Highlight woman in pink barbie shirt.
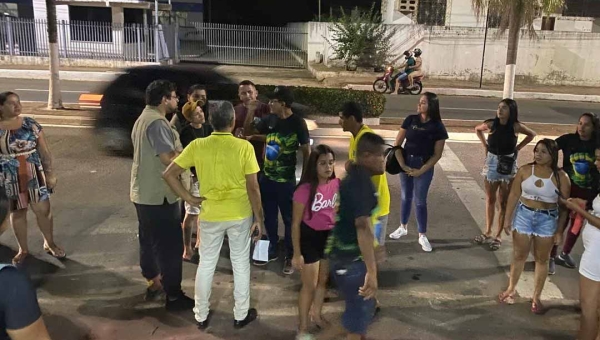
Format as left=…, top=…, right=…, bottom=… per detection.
left=292, top=144, right=340, bottom=339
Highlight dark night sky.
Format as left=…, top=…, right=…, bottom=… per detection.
left=205, top=0, right=382, bottom=25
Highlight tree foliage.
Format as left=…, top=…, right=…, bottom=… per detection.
left=327, top=4, right=396, bottom=69
left=471, top=0, right=565, bottom=37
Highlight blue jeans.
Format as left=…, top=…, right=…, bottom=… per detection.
left=260, top=176, right=294, bottom=258
left=513, top=202, right=559, bottom=238
left=400, top=155, right=434, bottom=234
left=331, top=259, right=375, bottom=335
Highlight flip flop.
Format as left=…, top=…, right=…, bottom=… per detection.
left=498, top=291, right=516, bottom=305
left=489, top=238, right=502, bottom=251
left=44, top=244, right=66, bottom=260
left=531, top=301, right=545, bottom=315
left=474, top=234, right=492, bottom=244
left=12, top=251, right=28, bottom=265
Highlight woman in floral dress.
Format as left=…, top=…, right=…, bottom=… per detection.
left=0, top=92, right=64, bottom=264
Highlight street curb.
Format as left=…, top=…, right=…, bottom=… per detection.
left=345, top=84, right=600, bottom=103
left=0, top=69, right=123, bottom=82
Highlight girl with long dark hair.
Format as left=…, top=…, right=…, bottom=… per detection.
left=474, top=99, right=536, bottom=251
left=291, top=144, right=340, bottom=338
left=499, top=139, right=570, bottom=314
left=550, top=112, right=599, bottom=274
left=389, top=92, right=448, bottom=252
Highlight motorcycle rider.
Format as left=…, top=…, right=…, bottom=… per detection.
left=390, top=50, right=415, bottom=94
left=407, top=48, right=424, bottom=90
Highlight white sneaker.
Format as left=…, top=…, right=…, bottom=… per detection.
left=389, top=225, right=408, bottom=239
left=296, top=333, right=316, bottom=340
left=419, top=235, right=432, bottom=252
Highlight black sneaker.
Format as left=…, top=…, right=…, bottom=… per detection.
left=233, top=308, right=258, bottom=329
left=558, top=253, right=577, bottom=269
left=549, top=257, right=556, bottom=275
left=197, top=310, right=212, bottom=330
left=283, top=258, right=294, bottom=275
left=144, top=286, right=164, bottom=301
left=165, top=292, right=195, bottom=311
left=253, top=254, right=278, bottom=266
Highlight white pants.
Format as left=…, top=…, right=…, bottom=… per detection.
left=193, top=216, right=252, bottom=322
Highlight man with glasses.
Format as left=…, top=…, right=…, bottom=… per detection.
left=130, top=80, right=195, bottom=311
left=252, top=86, right=311, bottom=275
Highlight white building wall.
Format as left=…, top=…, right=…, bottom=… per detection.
left=306, top=21, right=600, bottom=86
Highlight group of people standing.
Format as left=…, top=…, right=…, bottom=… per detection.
left=470, top=99, right=600, bottom=339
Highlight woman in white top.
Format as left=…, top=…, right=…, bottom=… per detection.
left=498, top=139, right=570, bottom=314
left=561, top=147, right=600, bottom=340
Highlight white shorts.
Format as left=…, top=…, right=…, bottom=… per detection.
left=185, top=179, right=200, bottom=215
left=580, top=224, right=600, bottom=282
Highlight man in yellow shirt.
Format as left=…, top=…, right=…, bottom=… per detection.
left=163, top=101, right=264, bottom=331
left=339, top=101, right=391, bottom=246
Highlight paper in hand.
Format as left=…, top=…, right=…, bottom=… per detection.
left=252, top=240, right=269, bottom=262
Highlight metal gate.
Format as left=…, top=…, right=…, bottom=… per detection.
left=178, top=22, right=308, bottom=68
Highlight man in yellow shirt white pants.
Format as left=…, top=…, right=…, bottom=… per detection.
left=163, top=101, right=264, bottom=331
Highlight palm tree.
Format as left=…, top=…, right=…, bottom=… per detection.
left=471, top=0, right=564, bottom=98
left=45, top=0, right=63, bottom=109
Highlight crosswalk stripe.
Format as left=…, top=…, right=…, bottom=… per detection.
left=439, top=144, right=564, bottom=300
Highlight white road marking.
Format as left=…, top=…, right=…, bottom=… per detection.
left=438, top=144, right=564, bottom=300
left=16, top=88, right=89, bottom=93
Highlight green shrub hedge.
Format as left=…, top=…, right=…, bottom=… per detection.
left=204, top=84, right=386, bottom=118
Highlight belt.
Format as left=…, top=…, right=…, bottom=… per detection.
left=519, top=202, right=558, bottom=216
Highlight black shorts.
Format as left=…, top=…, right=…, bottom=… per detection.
left=300, top=222, right=331, bottom=265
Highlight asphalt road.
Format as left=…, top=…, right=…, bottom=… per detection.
left=0, top=128, right=582, bottom=340
left=1, top=78, right=599, bottom=125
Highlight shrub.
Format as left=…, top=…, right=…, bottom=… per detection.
left=205, top=84, right=386, bottom=118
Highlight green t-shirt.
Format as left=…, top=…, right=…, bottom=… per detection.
left=256, top=113, right=310, bottom=183
left=326, top=164, right=378, bottom=259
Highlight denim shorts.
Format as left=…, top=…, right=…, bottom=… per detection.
left=513, top=202, right=559, bottom=237
left=481, top=152, right=517, bottom=183
left=331, top=259, right=376, bottom=335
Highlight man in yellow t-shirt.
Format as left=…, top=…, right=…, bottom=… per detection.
left=339, top=101, right=391, bottom=246
left=163, top=101, right=263, bottom=330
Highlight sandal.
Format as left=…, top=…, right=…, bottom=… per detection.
left=44, top=244, right=66, bottom=260
left=531, top=300, right=545, bottom=314
left=474, top=234, right=492, bottom=244
left=489, top=238, right=502, bottom=251
left=498, top=291, right=516, bottom=305
left=12, top=251, right=28, bottom=265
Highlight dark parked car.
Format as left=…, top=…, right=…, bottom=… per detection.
left=94, top=64, right=314, bottom=155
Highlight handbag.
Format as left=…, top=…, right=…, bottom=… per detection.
left=496, top=152, right=516, bottom=175
left=385, top=144, right=406, bottom=175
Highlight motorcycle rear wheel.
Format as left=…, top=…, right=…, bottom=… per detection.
left=410, top=82, right=423, bottom=95
left=373, top=79, right=388, bottom=94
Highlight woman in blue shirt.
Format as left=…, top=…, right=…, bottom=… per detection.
left=389, top=92, right=448, bottom=252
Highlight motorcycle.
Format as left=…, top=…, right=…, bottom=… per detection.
left=372, top=66, right=423, bottom=95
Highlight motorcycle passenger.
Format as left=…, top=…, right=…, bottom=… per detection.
left=391, top=51, right=415, bottom=94
left=408, top=48, right=424, bottom=90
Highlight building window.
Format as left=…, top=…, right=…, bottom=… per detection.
left=416, top=0, right=447, bottom=26
left=563, top=0, right=600, bottom=17
left=69, top=6, right=112, bottom=42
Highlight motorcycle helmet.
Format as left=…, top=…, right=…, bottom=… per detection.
left=413, top=48, right=422, bottom=57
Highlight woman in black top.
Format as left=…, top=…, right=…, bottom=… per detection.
left=180, top=100, right=211, bottom=262
left=474, top=99, right=536, bottom=250
left=550, top=112, right=599, bottom=273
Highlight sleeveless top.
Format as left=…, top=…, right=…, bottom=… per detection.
left=521, top=165, right=559, bottom=203
left=487, top=120, right=517, bottom=156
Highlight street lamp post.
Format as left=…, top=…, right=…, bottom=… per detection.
left=318, top=0, right=321, bottom=21
left=479, top=2, right=490, bottom=88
